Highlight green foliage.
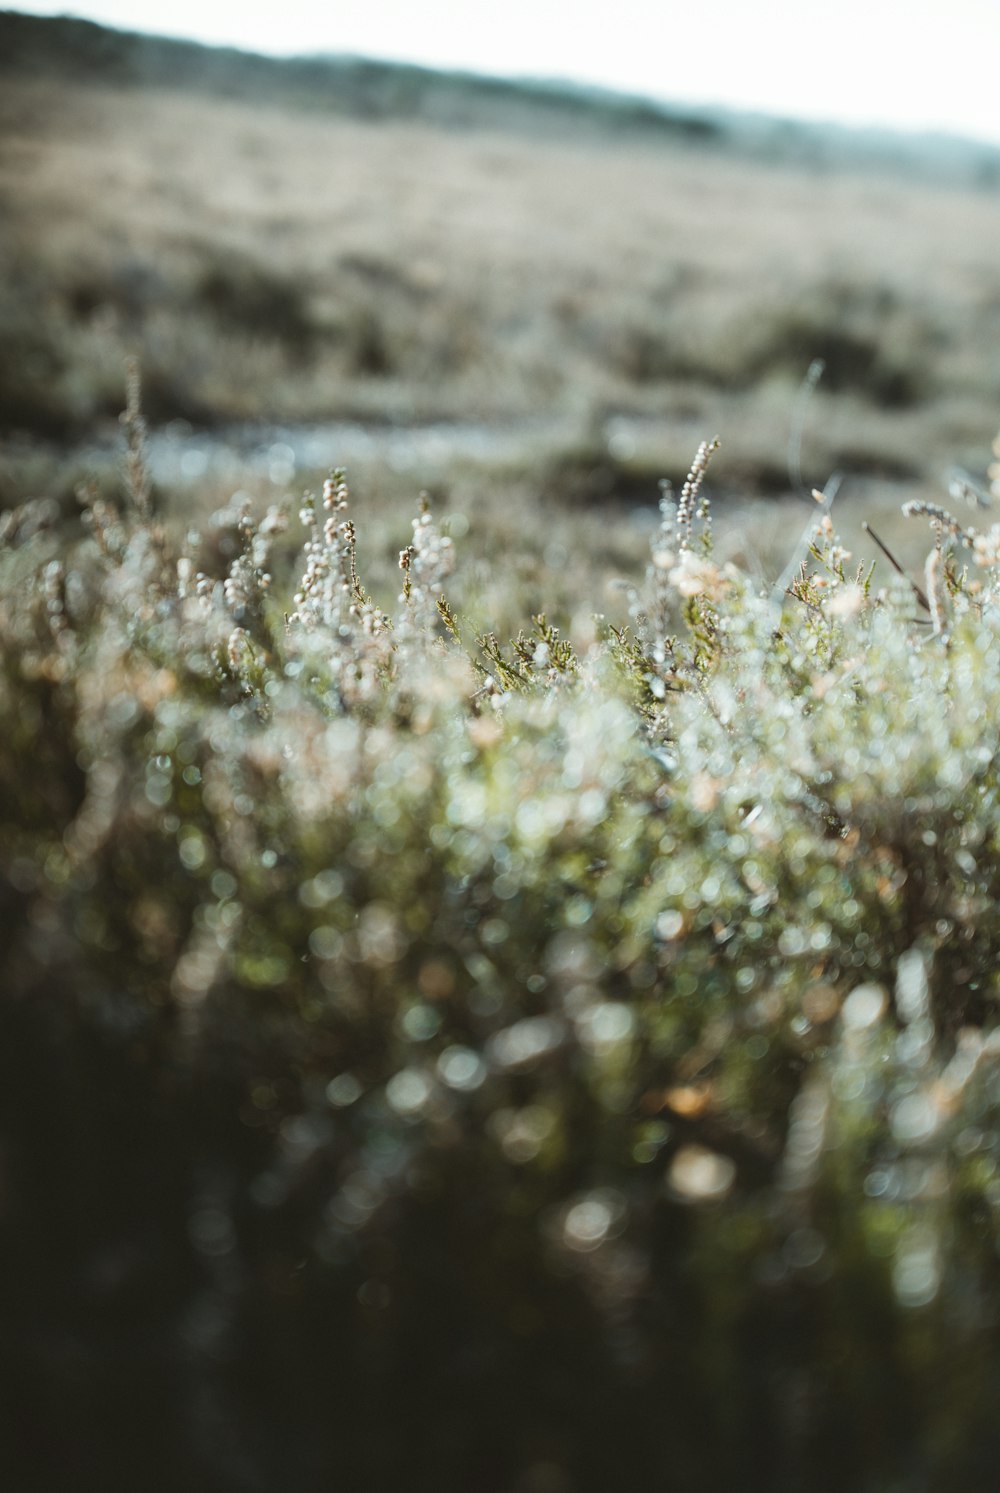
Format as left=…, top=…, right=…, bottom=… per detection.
left=7, top=425, right=1000, bottom=1491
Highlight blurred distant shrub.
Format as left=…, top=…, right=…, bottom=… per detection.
left=197, top=262, right=318, bottom=356
left=6, top=417, right=1000, bottom=1492
left=609, top=278, right=940, bottom=409
left=753, top=281, right=940, bottom=407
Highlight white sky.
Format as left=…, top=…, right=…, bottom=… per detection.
left=13, top=1, right=1000, bottom=148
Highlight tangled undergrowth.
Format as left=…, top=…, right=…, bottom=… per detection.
left=6, top=405, right=1000, bottom=1493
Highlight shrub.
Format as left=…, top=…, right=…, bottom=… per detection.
left=5, top=420, right=1000, bottom=1492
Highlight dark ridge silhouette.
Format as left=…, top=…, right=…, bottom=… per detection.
left=3, top=7, right=1000, bottom=183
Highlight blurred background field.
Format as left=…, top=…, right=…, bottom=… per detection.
left=4, top=10, right=1000, bottom=629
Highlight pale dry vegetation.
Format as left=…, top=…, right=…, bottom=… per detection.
left=3, top=64, right=1000, bottom=477
left=10, top=15, right=1000, bottom=1490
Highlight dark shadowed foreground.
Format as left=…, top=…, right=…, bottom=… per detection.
left=5, top=422, right=1000, bottom=1491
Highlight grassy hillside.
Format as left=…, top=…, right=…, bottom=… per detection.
left=2, top=12, right=1000, bottom=491
left=0, top=10, right=731, bottom=143
left=5, top=10, right=998, bottom=176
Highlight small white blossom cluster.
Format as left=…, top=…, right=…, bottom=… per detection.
left=666, top=550, right=732, bottom=601
left=973, top=527, right=1000, bottom=568
left=901, top=492, right=1000, bottom=595
left=287, top=472, right=394, bottom=708
left=633, top=441, right=725, bottom=706
left=675, top=438, right=719, bottom=547
left=223, top=502, right=287, bottom=625
left=901, top=500, right=975, bottom=547
left=396, top=496, right=455, bottom=643
left=646, top=438, right=722, bottom=617
left=289, top=472, right=357, bottom=633
left=404, top=498, right=455, bottom=600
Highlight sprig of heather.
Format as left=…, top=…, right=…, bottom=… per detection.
left=395, top=493, right=455, bottom=644
left=286, top=470, right=393, bottom=710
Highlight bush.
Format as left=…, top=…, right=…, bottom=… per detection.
left=5, top=418, right=1000, bottom=1492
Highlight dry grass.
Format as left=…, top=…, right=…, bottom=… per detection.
left=3, top=58, right=1000, bottom=622
left=4, top=74, right=1000, bottom=442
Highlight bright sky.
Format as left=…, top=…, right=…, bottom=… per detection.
left=14, top=1, right=1000, bottom=148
